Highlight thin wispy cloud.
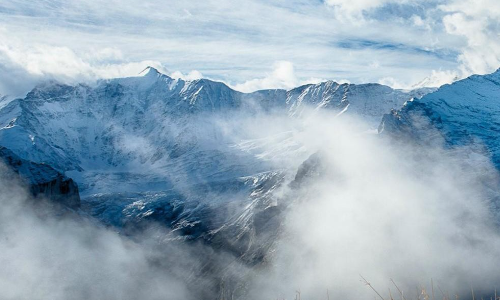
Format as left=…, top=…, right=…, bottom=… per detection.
left=0, top=0, right=498, bottom=97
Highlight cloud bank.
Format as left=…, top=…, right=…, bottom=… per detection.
left=241, top=111, right=500, bottom=299
left=0, top=0, right=498, bottom=96
left=2, top=106, right=500, bottom=299
left=0, top=163, right=222, bottom=300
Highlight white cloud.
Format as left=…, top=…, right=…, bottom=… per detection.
left=380, top=69, right=459, bottom=89
left=369, top=61, right=380, bottom=69
left=0, top=0, right=498, bottom=94
left=378, top=77, right=407, bottom=89
left=0, top=43, right=88, bottom=78
left=324, top=0, right=393, bottom=20
left=411, top=14, right=425, bottom=26
left=233, top=61, right=297, bottom=92
left=415, top=69, right=460, bottom=87
left=0, top=163, right=219, bottom=300
left=439, top=0, right=500, bottom=75
left=89, top=48, right=125, bottom=62
left=235, top=111, right=500, bottom=299
left=0, top=43, right=161, bottom=81
left=170, top=70, right=204, bottom=81
left=0, top=30, right=165, bottom=97
left=232, top=61, right=326, bottom=92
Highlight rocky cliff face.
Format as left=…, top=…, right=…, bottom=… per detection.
left=0, top=146, right=80, bottom=209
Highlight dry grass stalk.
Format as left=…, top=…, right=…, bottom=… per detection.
left=295, top=289, right=301, bottom=300
left=432, top=279, right=435, bottom=300
left=421, top=285, right=430, bottom=300
left=437, top=284, right=449, bottom=300
left=390, top=278, right=407, bottom=300
left=360, top=275, right=386, bottom=300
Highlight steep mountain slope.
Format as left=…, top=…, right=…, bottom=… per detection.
left=0, top=94, right=11, bottom=111
left=0, top=67, right=434, bottom=278
left=0, top=67, right=425, bottom=196
left=2, top=67, right=481, bottom=299
left=0, top=69, right=262, bottom=194
left=285, top=81, right=432, bottom=125
left=380, top=68, right=500, bottom=167
left=0, top=68, right=435, bottom=262
left=0, top=146, right=80, bottom=209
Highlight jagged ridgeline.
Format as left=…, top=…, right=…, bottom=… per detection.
left=1, top=66, right=500, bottom=299
left=380, top=68, right=500, bottom=167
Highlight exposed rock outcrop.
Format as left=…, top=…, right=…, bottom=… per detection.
left=0, top=146, right=80, bottom=209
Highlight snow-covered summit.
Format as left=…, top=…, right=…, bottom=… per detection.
left=0, top=69, right=432, bottom=196
left=380, top=68, right=500, bottom=166
left=284, top=80, right=432, bottom=124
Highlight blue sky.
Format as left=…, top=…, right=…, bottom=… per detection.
left=0, top=0, right=499, bottom=97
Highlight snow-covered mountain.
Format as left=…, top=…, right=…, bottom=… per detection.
left=0, top=94, right=9, bottom=110
left=284, top=81, right=432, bottom=124
left=4, top=66, right=500, bottom=299
left=0, top=67, right=425, bottom=195
left=380, top=68, right=500, bottom=167
left=0, top=67, right=437, bottom=276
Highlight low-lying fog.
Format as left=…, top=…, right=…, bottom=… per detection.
left=2, top=110, right=500, bottom=300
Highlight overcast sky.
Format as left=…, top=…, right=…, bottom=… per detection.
left=0, top=0, right=499, bottom=97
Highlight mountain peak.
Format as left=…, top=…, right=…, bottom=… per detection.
left=140, top=66, right=162, bottom=77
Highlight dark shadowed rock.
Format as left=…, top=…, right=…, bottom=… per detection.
left=0, top=146, right=80, bottom=209
left=290, top=151, right=328, bottom=188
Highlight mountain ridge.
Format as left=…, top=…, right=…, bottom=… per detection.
left=380, top=68, right=500, bottom=166
left=0, top=68, right=431, bottom=195
left=2, top=67, right=500, bottom=300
